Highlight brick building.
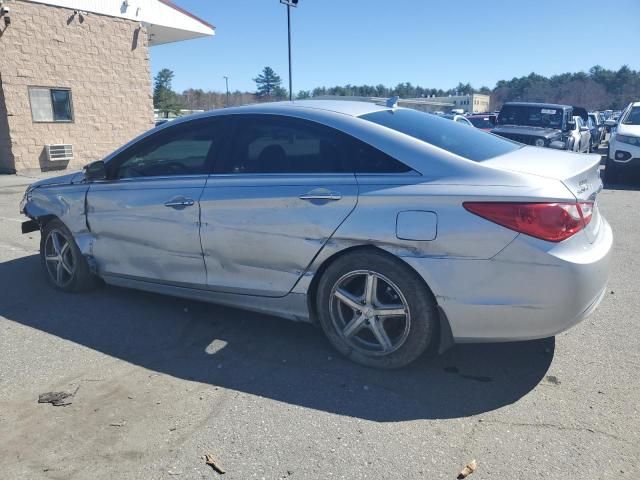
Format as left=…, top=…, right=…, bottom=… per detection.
left=0, top=0, right=213, bottom=174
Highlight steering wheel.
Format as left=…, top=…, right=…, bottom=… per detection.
left=161, top=161, right=190, bottom=175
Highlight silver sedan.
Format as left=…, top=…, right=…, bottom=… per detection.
left=20, top=100, right=612, bottom=368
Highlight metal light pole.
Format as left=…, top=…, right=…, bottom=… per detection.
left=223, top=76, right=230, bottom=107
left=280, top=0, right=298, bottom=101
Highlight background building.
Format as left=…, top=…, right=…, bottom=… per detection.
left=0, top=0, right=213, bottom=174
left=305, top=94, right=491, bottom=114
left=430, top=93, right=491, bottom=113
left=407, top=93, right=491, bottom=114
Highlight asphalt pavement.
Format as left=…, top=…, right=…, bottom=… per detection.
left=0, top=166, right=638, bottom=479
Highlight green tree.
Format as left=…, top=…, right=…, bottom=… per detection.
left=297, top=90, right=311, bottom=99
left=153, top=68, right=182, bottom=117
left=254, top=66, right=283, bottom=98
left=273, top=85, right=289, bottom=100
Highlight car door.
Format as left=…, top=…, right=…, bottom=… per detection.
left=87, top=117, right=227, bottom=286
left=199, top=114, right=358, bottom=297
left=578, top=117, right=590, bottom=151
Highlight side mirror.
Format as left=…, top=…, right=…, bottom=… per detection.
left=83, top=160, right=106, bottom=181
left=604, top=119, right=617, bottom=127
left=580, top=126, right=589, bottom=132
left=566, top=121, right=576, bottom=131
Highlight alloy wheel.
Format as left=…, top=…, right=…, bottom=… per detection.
left=44, top=229, right=75, bottom=287
left=329, top=270, right=411, bottom=356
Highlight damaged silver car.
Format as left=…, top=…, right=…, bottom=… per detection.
left=20, top=100, right=612, bottom=368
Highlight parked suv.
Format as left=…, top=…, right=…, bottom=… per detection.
left=467, top=114, right=497, bottom=131
left=492, top=102, right=590, bottom=151
left=605, top=102, right=640, bottom=184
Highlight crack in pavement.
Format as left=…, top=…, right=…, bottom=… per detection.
left=479, top=419, right=632, bottom=445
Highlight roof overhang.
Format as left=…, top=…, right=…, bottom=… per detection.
left=23, top=0, right=214, bottom=45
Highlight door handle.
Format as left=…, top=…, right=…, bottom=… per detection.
left=299, top=192, right=342, bottom=201
left=164, top=197, right=195, bottom=208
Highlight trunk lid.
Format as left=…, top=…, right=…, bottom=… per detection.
left=483, top=146, right=603, bottom=242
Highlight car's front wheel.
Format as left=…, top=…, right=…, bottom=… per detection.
left=316, top=250, right=437, bottom=369
left=40, top=219, right=99, bottom=292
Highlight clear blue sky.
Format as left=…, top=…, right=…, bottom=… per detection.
left=151, top=0, right=640, bottom=94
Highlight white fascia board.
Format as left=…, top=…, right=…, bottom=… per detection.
left=22, top=0, right=214, bottom=44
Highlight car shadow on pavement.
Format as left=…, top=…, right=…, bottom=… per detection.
left=603, top=182, right=640, bottom=191
left=0, top=255, right=554, bottom=422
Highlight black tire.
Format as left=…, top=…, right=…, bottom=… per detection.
left=316, top=249, right=437, bottom=369
left=40, top=219, right=99, bottom=292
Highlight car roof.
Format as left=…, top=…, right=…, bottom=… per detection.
left=502, top=102, right=571, bottom=109
left=218, top=100, right=391, bottom=118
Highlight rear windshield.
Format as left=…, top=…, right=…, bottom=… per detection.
left=498, top=105, right=565, bottom=129
left=360, top=109, right=520, bottom=161
left=468, top=116, right=496, bottom=129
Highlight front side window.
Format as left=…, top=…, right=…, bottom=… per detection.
left=29, top=87, right=73, bottom=122
left=110, top=119, right=222, bottom=179
left=361, top=109, right=520, bottom=162
left=622, top=106, right=640, bottom=125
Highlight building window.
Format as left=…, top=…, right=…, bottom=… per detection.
left=28, top=87, right=73, bottom=123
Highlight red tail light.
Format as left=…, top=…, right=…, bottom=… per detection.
left=463, top=202, right=594, bottom=242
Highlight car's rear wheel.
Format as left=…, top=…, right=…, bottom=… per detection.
left=40, top=219, right=99, bottom=292
left=316, top=250, right=437, bottom=369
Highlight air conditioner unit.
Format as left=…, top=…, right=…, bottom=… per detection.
left=45, top=144, right=73, bottom=162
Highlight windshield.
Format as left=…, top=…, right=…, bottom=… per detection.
left=498, top=105, right=565, bottom=129
left=360, top=109, right=520, bottom=162
left=468, top=116, right=496, bottom=129
left=622, top=107, right=640, bottom=125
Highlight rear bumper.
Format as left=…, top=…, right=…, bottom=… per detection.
left=403, top=217, right=613, bottom=343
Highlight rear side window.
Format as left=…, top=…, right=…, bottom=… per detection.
left=220, top=115, right=410, bottom=174
left=351, top=139, right=410, bottom=173
left=222, top=115, right=348, bottom=174
left=361, top=109, right=520, bottom=161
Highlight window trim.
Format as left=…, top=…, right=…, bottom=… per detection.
left=28, top=86, right=74, bottom=124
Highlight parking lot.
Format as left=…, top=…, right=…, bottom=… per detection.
left=0, top=167, right=638, bottom=479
